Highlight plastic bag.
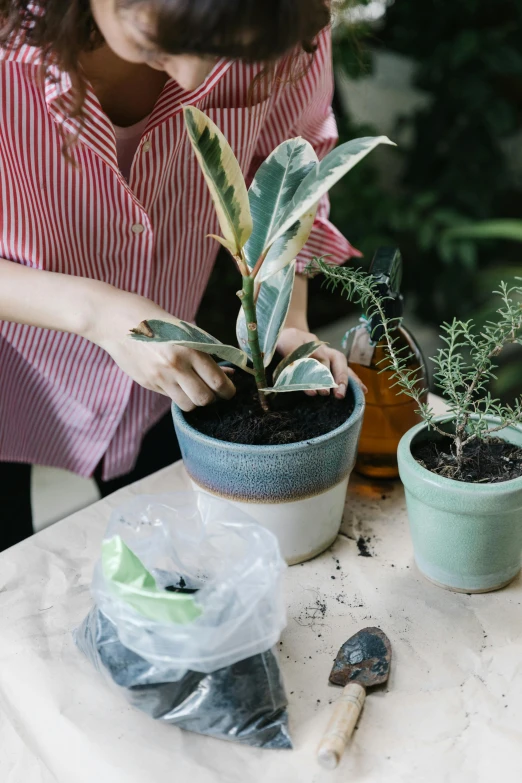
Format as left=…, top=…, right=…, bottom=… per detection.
left=75, top=492, right=291, bottom=749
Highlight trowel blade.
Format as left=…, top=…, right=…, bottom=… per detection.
left=329, top=626, right=392, bottom=688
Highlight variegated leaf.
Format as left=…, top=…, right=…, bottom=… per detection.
left=257, top=204, right=318, bottom=282
left=261, top=357, right=336, bottom=393
left=245, top=138, right=318, bottom=272
left=236, top=262, right=296, bottom=367
left=183, top=106, right=253, bottom=256
left=272, top=340, right=326, bottom=383
left=268, top=136, right=395, bottom=249
left=131, top=318, right=253, bottom=372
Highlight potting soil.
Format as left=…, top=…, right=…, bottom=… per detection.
left=413, top=436, right=522, bottom=483
left=75, top=607, right=292, bottom=750
left=186, top=371, right=354, bottom=446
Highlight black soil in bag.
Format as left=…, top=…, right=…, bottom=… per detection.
left=76, top=607, right=292, bottom=749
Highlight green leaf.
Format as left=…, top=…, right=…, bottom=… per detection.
left=236, top=262, right=296, bottom=367
left=272, top=340, right=326, bottom=383
left=258, top=206, right=318, bottom=282
left=102, top=536, right=201, bottom=624
left=443, top=220, right=522, bottom=243
left=268, top=136, right=395, bottom=249
left=245, top=138, right=318, bottom=272
left=184, top=106, right=252, bottom=257
left=261, top=357, right=337, bottom=393
left=131, top=318, right=253, bottom=373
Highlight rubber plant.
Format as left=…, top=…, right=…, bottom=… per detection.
left=131, top=106, right=393, bottom=410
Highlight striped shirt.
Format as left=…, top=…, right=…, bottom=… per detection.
left=0, top=29, right=358, bottom=479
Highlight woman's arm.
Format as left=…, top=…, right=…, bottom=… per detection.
left=0, top=257, right=99, bottom=335
left=0, top=259, right=235, bottom=410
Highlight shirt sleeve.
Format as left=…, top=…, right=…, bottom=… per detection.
left=246, top=28, right=362, bottom=274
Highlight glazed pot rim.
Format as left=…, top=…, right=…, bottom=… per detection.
left=172, top=376, right=365, bottom=453
left=398, top=415, right=522, bottom=491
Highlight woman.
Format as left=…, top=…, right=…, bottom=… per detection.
left=0, top=0, right=361, bottom=550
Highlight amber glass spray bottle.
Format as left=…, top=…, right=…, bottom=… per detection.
left=344, top=247, right=429, bottom=479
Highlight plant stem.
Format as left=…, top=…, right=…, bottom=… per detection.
left=239, top=275, right=269, bottom=411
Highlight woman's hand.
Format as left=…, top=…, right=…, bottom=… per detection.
left=276, top=327, right=367, bottom=398
left=84, top=285, right=235, bottom=411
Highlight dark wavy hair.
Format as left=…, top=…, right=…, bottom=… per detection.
left=0, top=0, right=331, bottom=82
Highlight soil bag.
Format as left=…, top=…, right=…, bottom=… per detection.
left=75, top=492, right=291, bottom=749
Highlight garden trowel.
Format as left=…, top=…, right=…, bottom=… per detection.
left=317, top=627, right=392, bottom=770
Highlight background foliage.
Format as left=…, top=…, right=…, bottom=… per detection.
left=330, top=0, right=522, bottom=399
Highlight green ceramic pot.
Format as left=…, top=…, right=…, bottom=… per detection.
left=397, top=417, right=522, bottom=593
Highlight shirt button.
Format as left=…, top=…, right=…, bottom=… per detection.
left=131, top=223, right=145, bottom=234
left=142, top=140, right=152, bottom=152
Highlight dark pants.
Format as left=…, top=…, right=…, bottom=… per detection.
left=0, top=412, right=181, bottom=552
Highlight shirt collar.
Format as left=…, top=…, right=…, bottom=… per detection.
left=2, top=42, right=233, bottom=115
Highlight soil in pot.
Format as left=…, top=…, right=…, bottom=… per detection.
left=185, top=371, right=355, bottom=446
left=412, top=436, right=522, bottom=484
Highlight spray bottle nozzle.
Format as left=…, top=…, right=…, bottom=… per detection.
left=368, top=247, right=404, bottom=342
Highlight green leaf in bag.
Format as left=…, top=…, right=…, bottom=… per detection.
left=102, top=536, right=202, bottom=624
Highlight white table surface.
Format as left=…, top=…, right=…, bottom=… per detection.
left=1, top=404, right=522, bottom=783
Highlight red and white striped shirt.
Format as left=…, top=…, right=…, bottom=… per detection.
left=0, top=30, right=358, bottom=479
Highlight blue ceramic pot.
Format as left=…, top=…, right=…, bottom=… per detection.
left=398, top=417, right=522, bottom=592
left=172, top=378, right=365, bottom=564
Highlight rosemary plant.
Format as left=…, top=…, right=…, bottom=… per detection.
left=313, top=258, right=522, bottom=474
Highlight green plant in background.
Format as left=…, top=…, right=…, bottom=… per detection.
left=331, top=0, right=522, bottom=400
left=314, top=258, right=522, bottom=477
left=131, top=106, right=392, bottom=410
left=382, top=0, right=522, bottom=218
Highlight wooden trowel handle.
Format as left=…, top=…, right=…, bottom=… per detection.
left=317, top=682, right=366, bottom=770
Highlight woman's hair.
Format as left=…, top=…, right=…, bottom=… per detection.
left=0, top=0, right=330, bottom=156
left=0, top=0, right=331, bottom=79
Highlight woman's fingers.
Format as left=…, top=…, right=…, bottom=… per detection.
left=329, top=350, right=349, bottom=399
left=329, top=350, right=368, bottom=396
left=157, top=379, right=197, bottom=412
left=148, top=348, right=236, bottom=409
left=305, top=348, right=368, bottom=399
left=192, top=353, right=236, bottom=400
left=175, top=367, right=220, bottom=408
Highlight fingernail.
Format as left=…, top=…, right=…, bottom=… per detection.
left=363, top=385, right=368, bottom=394
left=336, top=383, right=346, bottom=399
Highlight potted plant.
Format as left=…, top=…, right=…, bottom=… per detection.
left=315, top=258, right=522, bottom=593
left=131, top=106, right=393, bottom=564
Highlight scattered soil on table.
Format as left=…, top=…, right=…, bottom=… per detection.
left=357, top=536, right=373, bottom=557
left=412, top=436, right=522, bottom=484
left=185, top=371, right=354, bottom=446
